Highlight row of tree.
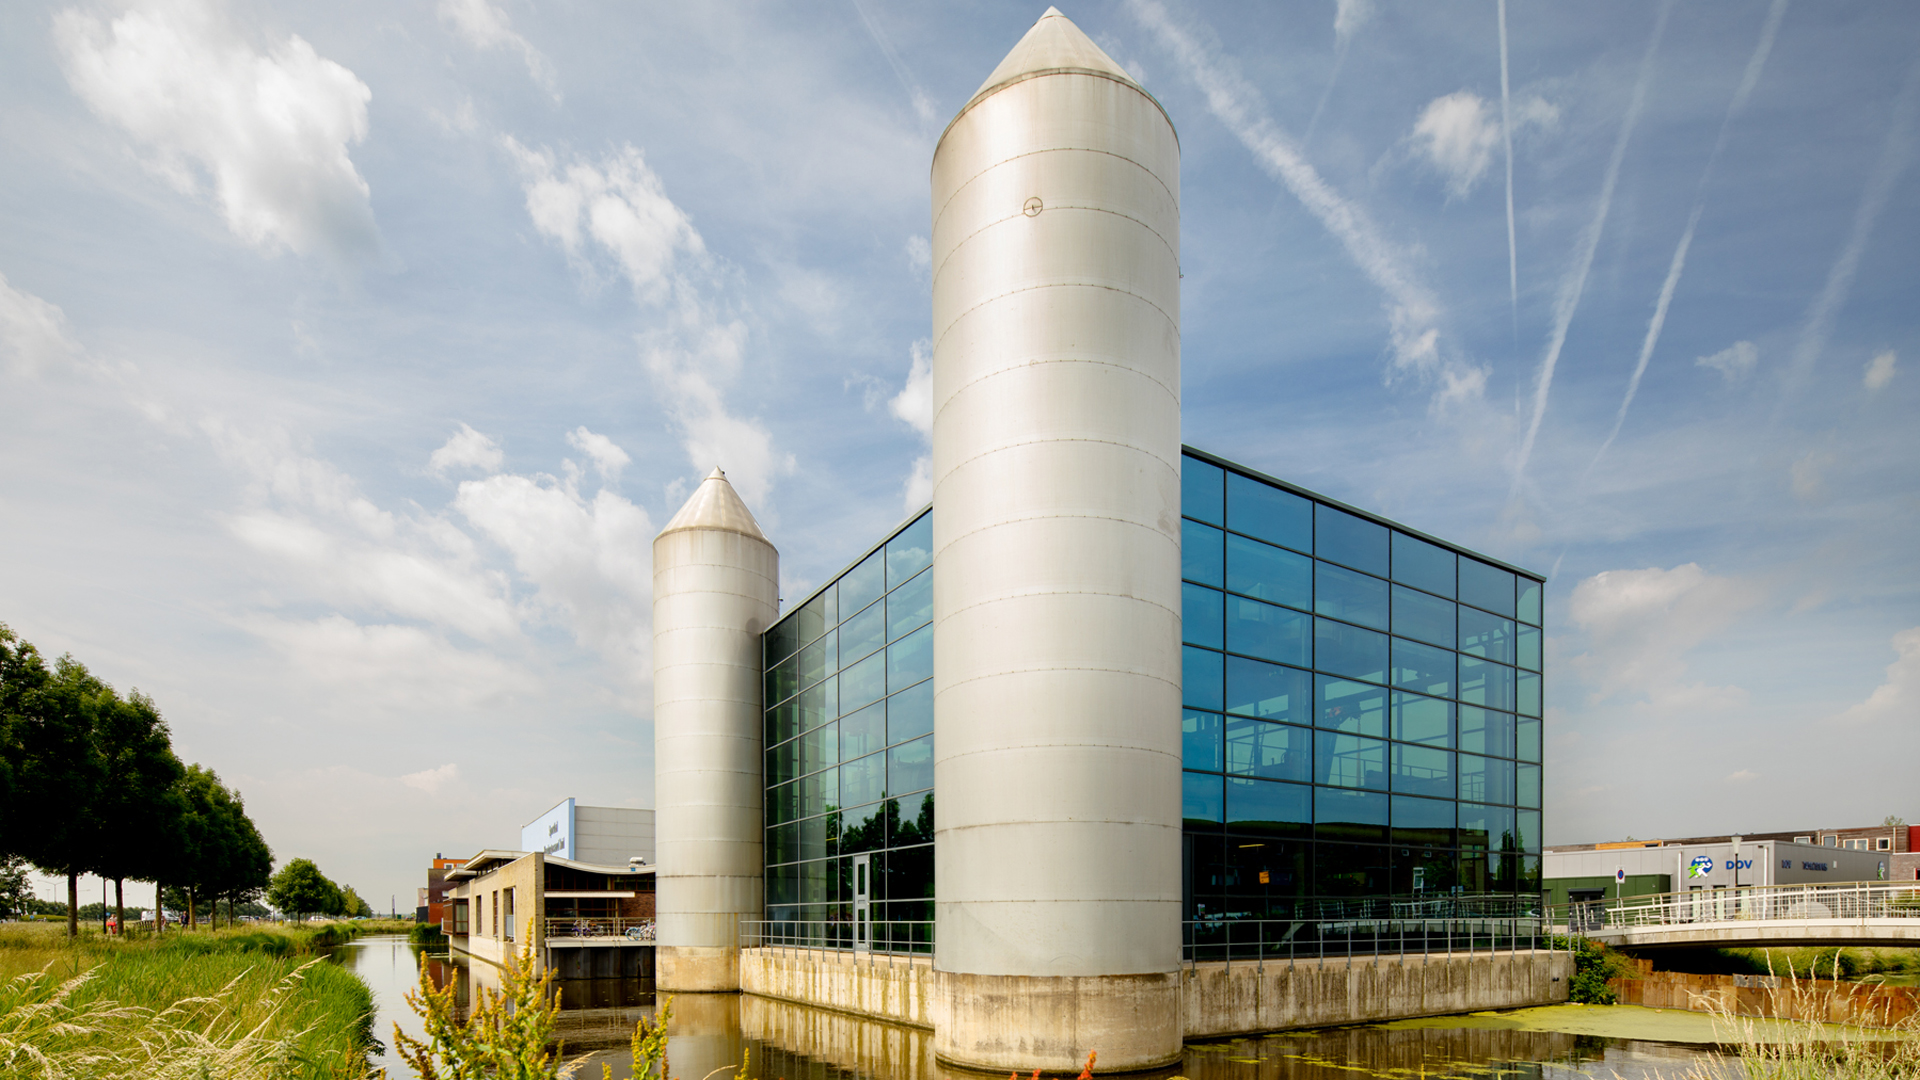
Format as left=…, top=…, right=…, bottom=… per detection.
left=0, top=623, right=273, bottom=935
left=265, top=858, right=375, bottom=918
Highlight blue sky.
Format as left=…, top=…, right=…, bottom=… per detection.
left=2, top=0, right=1915, bottom=909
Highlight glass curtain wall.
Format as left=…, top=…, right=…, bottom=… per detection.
left=762, top=510, right=934, bottom=950
left=1179, top=450, right=1545, bottom=930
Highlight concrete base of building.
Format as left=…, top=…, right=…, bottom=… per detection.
left=1182, top=949, right=1574, bottom=1038
left=738, top=945, right=1575, bottom=1070
left=931, top=969, right=1184, bottom=1074
left=658, top=945, right=739, bottom=992
left=740, top=947, right=934, bottom=1029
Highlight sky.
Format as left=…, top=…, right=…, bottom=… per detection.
left=2, top=0, right=1916, bottom=912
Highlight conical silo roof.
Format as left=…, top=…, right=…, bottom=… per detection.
left=967, top=7, right=1140, bottom=106
left=657, top=468, right=769, bottom=542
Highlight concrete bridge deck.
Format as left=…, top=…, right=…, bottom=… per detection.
left=1557, top=881, right=1920, bottom=950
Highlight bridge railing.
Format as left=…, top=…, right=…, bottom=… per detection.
left=1550, top=881, right=1920, bottom=932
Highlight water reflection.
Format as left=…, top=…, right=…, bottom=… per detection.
left=333, top=938, right=1729, bottom=1080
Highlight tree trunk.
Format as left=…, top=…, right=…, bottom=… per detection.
left=114, top=877, right=124, bottom=936
left=187, top=888, right=197, bottom=929
left=154, top=880, right=164, bottom=934
left=65, top=873, right=77, bottom=939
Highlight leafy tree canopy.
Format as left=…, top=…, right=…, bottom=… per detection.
left=267, top=858, right=346, bottom=917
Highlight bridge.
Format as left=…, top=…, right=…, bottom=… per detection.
left=1555, top=881, right=1920, bottom=949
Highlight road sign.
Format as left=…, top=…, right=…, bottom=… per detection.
left=1616, top=867, right=1626, bottom=884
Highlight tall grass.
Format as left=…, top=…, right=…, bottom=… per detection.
left=0, top=921, right=376, bottom=1079
left=1661, top=962, right=1920, bottom=1080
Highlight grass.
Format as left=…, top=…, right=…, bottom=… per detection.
left=1665, top=978, right=1920, bottom=1080
left=0, top=921, right=376, bottom=1079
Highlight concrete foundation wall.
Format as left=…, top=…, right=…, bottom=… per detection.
left=740, top=946, right=1573, bottom=1048
left=739, top=947, right=934, bottom=1030
left=1182, top=950, right=1572, bottom=1038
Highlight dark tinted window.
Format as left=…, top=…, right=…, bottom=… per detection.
left=1183, top=583, right=1224, bottom=649
left=1518, top=578, right=1542, bottom=625
left=1314, top=618, right=1387, bottom=683
left=1182, top=710, right=1224, bottom=772
left=1390, top=744, right=1453, bottom=799
left=888, top=736, right=933, bottom=794
left=1227, top=596, right=1310, bottom=667
left=1183, top=457, right=1224, bottom=525
left=1315, top=732, right=1387, bottom=790
left=1183, top=646, right=1222, bottom=710
left=887, top=680, right=933, bottom=744
left=1225, top=717, right=1311, bottom=782
left=1314, top=792, right=1388, bottom=843
left=1227, top=472, right=1311, bottom=552
left=1391, top=585, right=1454, bottom=648
left=1183, top=771, right=1224, bottom=825
left=1224, top=656, right=1310, bottom=722
left=1226, top=534, right=1310, bottom=608
left=1391, top=637, right=1454, bottom=698
left=1182, top=520, right=1223, bottom=586
left=1226, top=777, right=1311, bottom=836
left=1315, top=562, right=1389, bottom=630
left=887, top=569, right=931, bottom=640
left=1392, top=532, right=1455, bottom=597
left=1315, top=676, right=1387, bottom=737
left=1315, top=506, right=1388, bottom=576
left=885, top=513, right=932, bottom=587
left=1391, top=692, right=1453, bottom=747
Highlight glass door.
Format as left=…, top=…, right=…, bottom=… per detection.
left=853, top=853, right=871, bottom=952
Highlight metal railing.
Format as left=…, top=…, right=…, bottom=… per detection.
left=1548, top=881, right=1920, bottom=933
left=740, top=918, right=933, bottom=962
left=543, top=917, right=656, bottom=941
left=1184, top=912, right=1552, bottom=966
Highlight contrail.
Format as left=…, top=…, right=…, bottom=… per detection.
left=1776, top=53, right=1920, bottom=418
left=850, top=0, right=935, bottom=125
left=1509, top=0, right=1673, bottom=498
left=1498, top=0, right=1517, bottom=337
left=1589, top=0, right=1789, bottom=472
left=1130, top=0, right=1487, bottom=408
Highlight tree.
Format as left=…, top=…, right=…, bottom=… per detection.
left=0, top=856, right=31, bottom=919
left=87, top=690, right=185, bottom=934
left=267, top=858, right=345, bottom=918
left=340, top=886, right=374, bottom=918
left=176, top=766, right=273, bottom=927
left=8, top=651, right=111, bottom=937
left=1886, top=815, right=1908, bottom=829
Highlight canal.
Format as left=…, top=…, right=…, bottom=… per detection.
left=333, top=937, right=1737, bottom=1078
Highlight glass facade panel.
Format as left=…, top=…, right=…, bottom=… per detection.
left=762, top=510, right=939, bottom=937
left=1459, top=559, right=1516, bottom=617
left=1315, top=505, right=1389, bottom=576
left=1315, top=676, right=1387, bottom=737
left=1183, top=645, right=1223, bottom=711
left=1314, top=562, right=1389, bottom=629
left=1183, top=583, right=1223, bottom=649
left=1224, top=657, right=1310, bottom=722
left=1225, top=717, right=1311, bottom=782
left=1391, top=532, right=1456, bottom=598
left=1227, top=596, right=1310, bottom=666
left=1314, top=618, right=1388, bottom=683
left=1226, top=777, right=1311, bottom=836
left=1183, top=520, right=1224, bottom=586
left=1183, top=710, right=1224, bottom=772
left=1181, top=453, right=1545, bottom=931
left=1391, top=637, right=1454, bottom=697
left=1227, top=471, right=1311, bottom=552
left=1226, top=534, right=1310, bottom=608
left=1183, top=457, right=1224, bottom=524
left=1392, top=585, right=1455, bottom=648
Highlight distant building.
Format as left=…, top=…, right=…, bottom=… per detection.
left=520, top=798, right=655, bottom=866
left=441, top=850, right=656, bottom=979
left=418, top=853, right=466, bottom=925
left=1544, top=829, right=1903, bottom=906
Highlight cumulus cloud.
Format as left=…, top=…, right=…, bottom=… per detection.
left=1410, top=91, right=1555, bottom=198
left=566, top=425, right=630, bottom=481
left=0, top=273, right=84, bottom=376
left=1831, top=627, right=1920, bottom=726
left=429, top=423, right=505, bottom=477
left=502, top=137, right=704, bottom=306
left=54, top=0, right=379, bottom=259
left=1864, top=349, right=1897, bottom=391
left=1696, top=341, right=1758, bottom=383
left=248, top=615, right=531, bottom=708
left=905, top=234, right=931, bottom=274
left=889, top=339, right=934, bottom=510
left=505, top=138, right=789, bottom=505
left=437, top=0, right=559, bottom=99
left=1565, top=564, right=1759, bottom=712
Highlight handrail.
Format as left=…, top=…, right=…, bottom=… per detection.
left=542, top=916, right=656, bottom=940
left=1547, top=881, right=1920, bottom=933
left=1183, top=913, right=1550, bottom=965
left=739, top=918, right=933, bottom=959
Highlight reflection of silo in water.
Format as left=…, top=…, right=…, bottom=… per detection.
left=739, top=995, right=939, bottom=1080
left=665, top=993, right=746, bottom=1080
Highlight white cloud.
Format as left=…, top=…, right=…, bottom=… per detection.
left=248, top=615, right=531, bottom=708
left=55, top=0, right=379, bottom=258
left=505, top=138, right=789, bottom=505
left=889, top=339, right=934, bottom=511
left=1565, top=563, right=1759, bottom=711
left=565, top=426, right=631, bottom=481
left=455, top=466, right=655, bottom=668
left=1129, top=0, right=1485, bottom=411
left=1334, top=0, right=1375, bottom=42
left=1831, top=627, right=1920, bottom=726
left=429, top=422, right=505, bottom=477
left=400, top=762, right=459, bottom=794
left=1696, top=340, right=1759, bottom=383
left=437, top=0, right=559, bottom=99
left=1789, top=448, right=1833, bottom=502
left=1411, top=92, right=1499, bottom=198
left=503, top=137, right=705, bottom=306
left=0, top=273, right=83, bottom=376
left=905, top=234, right=931, bottom=273
left=1864, top=349, right=1897, bottom=391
